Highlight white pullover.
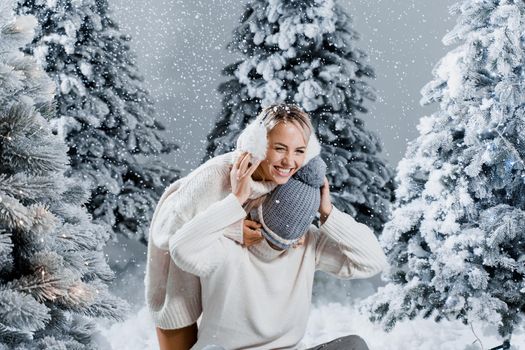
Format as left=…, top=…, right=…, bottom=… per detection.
left=169, top=193, right=389, bottom=350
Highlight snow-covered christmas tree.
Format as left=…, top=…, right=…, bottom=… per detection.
left=366, top=0, right=525, bottom=341
left=17, top=0, right=179, bottom=243
left=0, top=2, right=126, bottom=348
left=205, top=0, right=393, bottom=233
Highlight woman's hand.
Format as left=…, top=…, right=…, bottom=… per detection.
left=242, top=219, right=263, bottom=246
left=231, top=152, right=261, bottom=205
left=319, top=177, right=333, bottom=225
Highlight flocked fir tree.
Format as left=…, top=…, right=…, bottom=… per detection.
left=205, top=0, right=394, bottom=234
left=365, top=0, right=525, bottom=342
left=0, top=2, right=125, bottom=348
left=17, top=0, right=179, bottom=243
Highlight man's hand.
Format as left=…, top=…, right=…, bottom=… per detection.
left=231, top=152, right=261, bottom=205
left=242, top=219, right=263, bottom=247
left=319, top=177, right=333, bottom=225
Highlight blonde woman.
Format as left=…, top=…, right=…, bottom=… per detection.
left=145, top=104, right=320, bottom=349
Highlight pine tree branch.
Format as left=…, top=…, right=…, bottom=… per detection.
left=494, top=120, right=525, bottom=167
left=11, top=271, right=69, bottom=302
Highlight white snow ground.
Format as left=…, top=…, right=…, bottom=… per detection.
left=100, top=302, right=525, bottom=350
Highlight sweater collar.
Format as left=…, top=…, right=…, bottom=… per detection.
left=249, top=238, right=287, bottom=261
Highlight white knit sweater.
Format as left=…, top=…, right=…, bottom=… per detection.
left=145, top=152, right=276, bottom=328
left=169, top=194, right=389, bottom=350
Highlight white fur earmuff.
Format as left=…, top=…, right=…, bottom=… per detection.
left=235, top=118, right=268, bottom=162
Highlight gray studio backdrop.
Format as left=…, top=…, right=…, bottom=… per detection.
left=110, top=0, right=457, bottom=175
left=106, top=0, right=458, bottom=306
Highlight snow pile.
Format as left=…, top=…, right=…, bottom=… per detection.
left=101, top=302, right=525, bottom=349
left=99, top=307, right=158, bottom=350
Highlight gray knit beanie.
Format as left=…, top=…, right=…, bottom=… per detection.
left=251, top=156, right=327, bottom=250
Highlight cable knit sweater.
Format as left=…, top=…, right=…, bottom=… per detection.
left=169, top=194, right=389, bottom=350
left=145, top=152, right=276, bottom=328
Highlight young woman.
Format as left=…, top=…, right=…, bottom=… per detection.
left=145, top=104, right=320, bottom=349
left=168, top=154, right=388, bottom=349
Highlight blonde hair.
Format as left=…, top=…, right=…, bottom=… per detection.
left=257, top=103, right=313, bottom=144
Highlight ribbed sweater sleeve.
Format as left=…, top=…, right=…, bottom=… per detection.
left=223, top=219, right=244, bottom=243
left=169, top=194, right=246, bottom=277
left=315, top=206, right=389, bottom=279
left=150, top=163, right=235, bottom=250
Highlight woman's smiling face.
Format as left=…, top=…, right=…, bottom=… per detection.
left=254, top=121, right=308, bottom=185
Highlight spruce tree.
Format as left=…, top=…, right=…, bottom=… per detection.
left=366, top=0, right=525, bottom=340
left=205, top=0, right=394, bottom=234
left=17, top=0, right=179, bottom=243
left=0, top=2, right=125, bottom=348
